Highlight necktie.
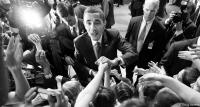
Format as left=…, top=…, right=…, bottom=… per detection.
left=137, top=22, right=147, bottom=52
left=94, top=42, right=101, bottom=59
left=71, top=27, right=78, bottom=37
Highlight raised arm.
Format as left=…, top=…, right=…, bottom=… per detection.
left=5, top=36, right=30, bottom=103
left=75, top=63, right=109, bottom=107
left=140, top=73, right=200, bottom=104
left=0, top=30, right=8, bottom=106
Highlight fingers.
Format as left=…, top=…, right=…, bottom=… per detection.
left=24, top=87, right=38, bottom=104
left=95, top=56, right=110, bottom=65
left=6, top=36, right=14, bottom=52
left=55, top=75, right=63, bottom=90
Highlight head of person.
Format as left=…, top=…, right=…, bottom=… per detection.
left=143, top=0, right=160, bottom=21
left=92, top=87, right=116, bottom=107
left=191, top=76, right=200, bottom=92
left=56, top=2, right=76, bottom=26
left=138, top=81, right=164, bottom=103
left=174, top=67, right=200, bottom=86
left=62, top=80, right=83, bottom=107
left=153, top=88, right=182, bottom=107
left=180, top=0, right=191, bottom=20
left=114, top=81, right=135, bottom=103
left=83, top=6, right=106, bottom=41
left=118, top=98, right=148, bottom=107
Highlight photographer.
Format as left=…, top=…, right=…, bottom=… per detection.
left=165, top=0, right=197, bottom=49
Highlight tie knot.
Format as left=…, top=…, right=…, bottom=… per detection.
left=95, top=42, right=101, bottom=47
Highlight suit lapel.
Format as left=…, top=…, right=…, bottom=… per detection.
left=85, top=34, right=98, bottom=60
left=101, top=30, right=109, bottom=57
left=135, top=17, right=143, bottom=42
left=143, top=18, right=157, bottom=45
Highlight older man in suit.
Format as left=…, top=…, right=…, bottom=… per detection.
left=125, top=0, right=167, bottom=80
left=74, top=6, right=138, bottom=86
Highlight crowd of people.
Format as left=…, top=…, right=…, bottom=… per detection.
left=1, top=0, right=200, bottom=107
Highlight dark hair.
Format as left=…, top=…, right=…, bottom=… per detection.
left=83, top=6, right=105, bottom=22
left=56, top=2, right=75, bottom=18
left=93, top=87, right=116, bottom=107
left=119, top=98, right=148, bottom=107
left=182, top=67, right=200, bottom=86
left=114, top=81, right=135, bottom=103
left=153, top=88, right=182, bottom=107
left=142, top=81, right=164, bottom=102
left=62, top=81, right=83, bottom=107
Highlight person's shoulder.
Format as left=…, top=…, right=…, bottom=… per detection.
left=173, top=38, right=198, bottom=49
left=130, top=15, right=142, bottom=22
left=74, top=32, right=88, bottom=43
left=154, top=17, right=166, bottom=30
left=105, top=29, right=120, bottom=37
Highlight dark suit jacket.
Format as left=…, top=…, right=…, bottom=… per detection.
left=159, top=38, right=198, bottom=76
left=125, top=16, right=167, bottom=69
left=55, top=19, right=86, bottom=57
left=74, top=29, right=138, bottom=85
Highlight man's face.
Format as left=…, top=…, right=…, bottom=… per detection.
left=62, top=15, right=76, bottom=27
left=143, top=2, right=158, bottom=21
left=83, top=13, right=105, bottom=41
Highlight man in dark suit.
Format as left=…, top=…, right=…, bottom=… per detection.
left=159, top=37, right=199, bottom=76
left=74, top=6, right=138, bottom=86
left=125, top=0, right=167, bottom=80
left=56, top=2, right=86, bottom=67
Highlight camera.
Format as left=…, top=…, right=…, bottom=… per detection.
left=172, top=12, right=183, bottom=23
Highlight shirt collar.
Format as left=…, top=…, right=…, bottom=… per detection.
left=91, top=35, right=103, bottom=46
left=142, top=16, right=155, bottom=24
left=197, top=36, right=200, bottom=45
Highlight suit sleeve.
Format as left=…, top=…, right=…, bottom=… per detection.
left=116, top=31, right=138, bottom=66
left=125, top=18, right=133, bottom=41
left=159, top=42, right=176, bottom=75
left=74, top=41, right=91, bottom=77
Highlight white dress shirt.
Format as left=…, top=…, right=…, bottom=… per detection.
left=138, top=17, right=154, bottom=42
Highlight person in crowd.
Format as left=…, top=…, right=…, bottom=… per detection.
left=74, top=6, right=138, bottom=86
left=75, top=62, right=110, bottom=107
left=114, top=81, right=135, bottom=104
left=0, top=17, right=9, bottom=106
left=118, top=98, right=148, bottom=107
left=159, top=36, right=199, bottom=76
left=125, top=0, right=167, bottom=80
left=138, top=81, right=163, bottom=107
left=191, top=76, right=200, bottom=92
left=173, top=67, right=200, bottom=86
left=56, top=2, right=86, bottom=37
left=153, top=87, right=182, bottom=107
left=4, top=35, right=30, bottom=106
left=165, top=0, right=182, bottom=19
left=140, top=73, right=200, bottom=105
left=62, top=80, right=83, bottom=107
left=92, top=86, right=116, bottom=107
left=165, top=0, right=196, bottom=49
left=128, top=0, right=145, bottom=17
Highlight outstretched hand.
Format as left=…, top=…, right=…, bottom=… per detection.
left=5, top=35, right=22, bottom=70
left=35, top=49, right=52, bottom=79
left=28, top=33, right=42, bottom=50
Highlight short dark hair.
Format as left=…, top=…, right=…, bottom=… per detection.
left=93, top=87, right=116, bottom=107
left=56, top=2, right=75, bottom=18
left=83, top=6, right=105, bottom=22
left=119, top=98, right=148, bottom=107
left=114, top=82, right=135, bottom=103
